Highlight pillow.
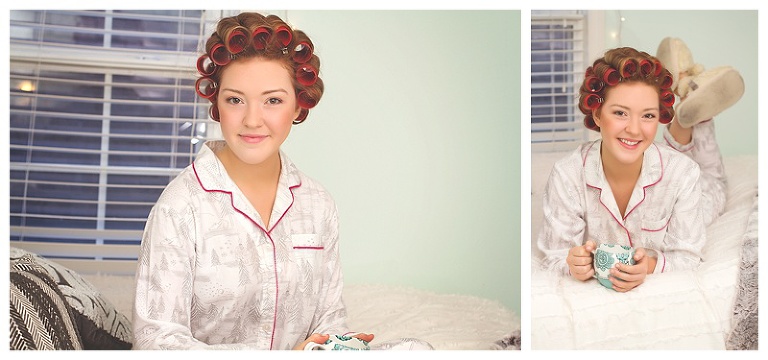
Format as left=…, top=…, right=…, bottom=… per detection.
left=10, top=247, right=132, bottom=350
left=10, top=254, right=83, bottom=350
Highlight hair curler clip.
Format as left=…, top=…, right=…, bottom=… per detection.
left=196, top=54, right=217, bottom=77
left=252, top=26, right=272, bottom=50
left=209, top=43, right=231, bottom=66
left=292, top=42, right=313, bottom=63
left=296, top=64, right=318, bottom=86
left=293, top=108, right=309, bottom=124
left=602, top=68, right=620, bottom=86
left=660, top=90, right=675, bottom=108
left=275, top=25, right=293, bottom=48
left=584, top=76, right=604, bottom=93
left=621, top=60, right=637, bottom=78
left=195, top=77, right=217, bottom=99
left=225, top=26, right=249, bottom=54
left=639, top=59, right=653, bottom=77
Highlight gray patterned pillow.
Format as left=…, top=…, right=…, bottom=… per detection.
left=10, top=247, right=132, bottom=350
left=10, top=255, right=83, bottom=350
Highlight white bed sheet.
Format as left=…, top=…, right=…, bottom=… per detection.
left=530, top=153, right=758, bottom=350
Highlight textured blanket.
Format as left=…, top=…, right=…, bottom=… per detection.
left=725, top=193, right=759, bottom=350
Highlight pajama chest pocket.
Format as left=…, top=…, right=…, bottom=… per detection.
left=291, top=234, right=324, bottom=273
left=640, top=217, right=670, bottom=246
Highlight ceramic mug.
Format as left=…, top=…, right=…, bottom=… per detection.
left=593, top=243, right=636, bottom=290
left=304, top=334, right=371, bottom=350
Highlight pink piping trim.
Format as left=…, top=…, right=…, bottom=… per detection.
left=661, top=252, right=666, bottom=272
left=641, top=216, right=671, bottom=232
left=192, top=162, right=302, bottom=350
left=588, top=183, right=633, bottom=247
left=293, top=246, right=324, bottom=250
left=664, top=136, right=693, bottom=153
left=622, top=143, right=664, bottom=220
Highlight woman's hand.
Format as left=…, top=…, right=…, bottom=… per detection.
left=294, top=333, right=330, bottom=350
left=352, top=333, right=375, bottom=343
left=566, top=240, right=596, bottom=281
left=609, top=248, right=658, bottom=292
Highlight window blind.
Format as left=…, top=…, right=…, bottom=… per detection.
left=531, top=10, right=590, bottom=152
left=9, top=10, right=232, bottom=263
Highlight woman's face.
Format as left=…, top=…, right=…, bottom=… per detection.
left=593, top=81, right=660, bottom=170
left=216, top=57, right=300, bottom=166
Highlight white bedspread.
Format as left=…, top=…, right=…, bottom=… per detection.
left=530, top=154, right=758, bottom=350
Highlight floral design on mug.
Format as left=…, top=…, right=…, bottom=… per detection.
left=595, top=250, right=614, bottom=271
left=616, top=252, right=631, bottom=264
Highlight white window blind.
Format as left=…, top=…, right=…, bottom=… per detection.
left=531, top=10, right=590, bottom=153
left=9, top=10, right=232, bottom=266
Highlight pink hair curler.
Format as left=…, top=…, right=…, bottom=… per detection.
left=621, top=59, right=637, bottom=78
left=659, top=72, right=673, bottom=89
left=582, top=93, right=602, bottom=110
left=293, top=108, right=309, bottom=124
left=296, top=64, right=318, bottom=86
left=292, top=42, right=313, bottom=63
left=660, top=90, right=675, bottom=108
left=252, top=26, right=271, bottom=50
left=275, top=25, right=292, bottom=47
left=196, top=54, right=217, bottom=76
left=225, top=26, right=249, bottom=54
left=297, top=91, right=317, bottom=109
left=603, top=68, right=620, bottom=86
left=195, top=77, right=217, bottom=99
left=584, top=76, right=604, bottom=93
left=209, top=43, right=231, bottom=66
left=639, top=59, right=653, bottom=76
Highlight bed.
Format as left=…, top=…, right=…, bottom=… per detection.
left=530, top=151, right=758, bottom=350
left=9, top=244, right=520, bottom=350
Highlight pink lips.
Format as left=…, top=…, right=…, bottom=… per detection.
left=618, top=138, right=640, bottom=150
left=240, top=134, right=268, bottom=144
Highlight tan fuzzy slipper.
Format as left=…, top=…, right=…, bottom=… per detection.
left=675, top=66, right=745, bottom=128
left=656, top=37, right=703, bottom=93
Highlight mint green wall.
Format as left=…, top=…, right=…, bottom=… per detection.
left=602, top=10, right=758, bottom=156
left=280, top=10, right=521, bottom=313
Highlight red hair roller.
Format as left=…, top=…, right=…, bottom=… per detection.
left=603, top=68, right=620, bottom=86
left=652, top=58, right=663, bottom=76
left=585, top=66, right=594, bottom=77
left=209, top=104, right=220, bottom=122
left=584, top=76, right=603, bottom=93
left=275, top=25, right=292, bottom=47
left=196, top=54, right=216, bottom=76
left=639, top=59, right=652, bottom=76
left=225, top=27, right=249, bottom=54
left=252, top=26, right=271, bottom=50
left=296, top=64, right=318, bottom=86
left=293, top=108, right=309, bottom=124
left=195, top=77, right=217, bottom=99
left=584, top=115, right=599, bottom=131
left=297, top=91, right=317, bottom=109
left=660, top=90, right=675, bottom=108
left=659, top=108, right=673, bottom=124
left=582, top=93, right=602, bottom=110
left=660, top=72, right=673, bottom=89
left=292, top=42, right=313, bottom=63
left=621, top=60, right=637, bottom=78
left=209, top=43, right=231, bottom=66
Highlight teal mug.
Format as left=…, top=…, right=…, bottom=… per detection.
left=593, top=243, right=635, bottom=290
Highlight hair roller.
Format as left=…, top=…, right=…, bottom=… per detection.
left=275, top=25, right=292, bottom=47
left=584, top=76, right=604, bottom=93
left=639, top=59, right=653, bottom=76
left=294, top=108, right=309, bottom=124
left=659, top=72, right=673, bottom=89
left=620, top=59, right=637, bottom=78
left=603, top=68, right=620, bottom=86
left=659, top=108, right=673, bottom=124
left=585, top=66, right=594, bottom=77
left=297, top=90, right=318, bottom=109
left=584, top=115, right=599, bottom=131
left=209, top=104, right=220, bottom=122
left=196, top=54, right=217, bottom=76
left=209, top=43, right=231, bottom=66
left=296, top=64, right=318, bottom=86
left=660, top=90, right=675, bottom=108
left=652, top=58, right=663, bottom=76
left=225, top=26, right=249, bottom=54
left=582, top=93, right=602, bottom=110
left=252, top=26, right=271, bottom=50
left=292, top=42, right=313, bottom=63
left=195, top=77, right=217, bottom=99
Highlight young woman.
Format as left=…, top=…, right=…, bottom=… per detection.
left=132, top=12, right=431, bottom=350
left=537, top=46, right=730, bottom=292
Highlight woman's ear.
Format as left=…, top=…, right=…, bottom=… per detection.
left=591, top=107, right=602, bottom=128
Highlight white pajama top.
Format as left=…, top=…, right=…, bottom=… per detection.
left=537, top=140, right=706, bottom=276
left=133, top=141, right=349, bottom=349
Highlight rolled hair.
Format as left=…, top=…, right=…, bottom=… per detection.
left=578, top=47, right=675, bottom=131
left=196, top=12, right=323, bottom=124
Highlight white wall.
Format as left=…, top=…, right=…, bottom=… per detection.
left=599, top=10, right=758, bottom=156
left=277, top=10, right=521, bottom=313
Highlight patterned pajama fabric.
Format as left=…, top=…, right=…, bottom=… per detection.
left=133, top=141, right=349, bottom=350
